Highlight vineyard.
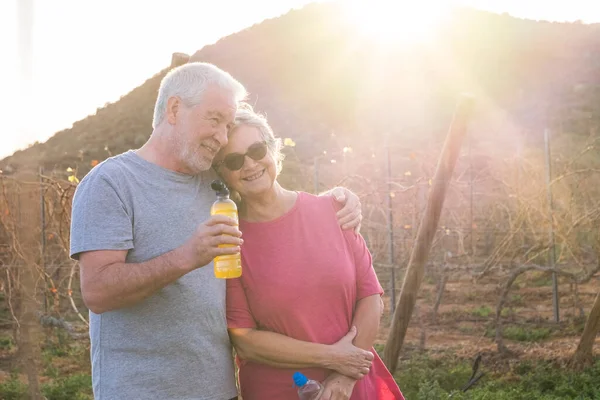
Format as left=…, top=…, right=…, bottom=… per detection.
left=1, top=2, right=600, bottom=399
left=1, top=121, right=599, bottom=397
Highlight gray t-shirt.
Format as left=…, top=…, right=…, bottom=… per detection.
left=70, top=150, right=237, bottom=400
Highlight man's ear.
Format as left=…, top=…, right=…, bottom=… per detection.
left=166, top=96, right=181, bottom=125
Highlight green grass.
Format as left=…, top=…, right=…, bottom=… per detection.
left=503, top=326, right=552, bottom=342
left=41, top=374, right=92, bottom=400
left=0, top=335, right=14, bottom=350
left=391, top=354, right=600, bottom=400
left=3, top=341, right=597, bottom=400
left=500, top=307, right=513, bottom=318
left=0, top=373, right=27, bottom=400
left=465, top=292, right=478, bottom=302
left=472, top=305, right=493, bottom=318
left=530, top=272, right=554, bottom=287
left=484, top=325, right=552, bottom=342
left=510, top=294, right=524, bottom=306
left=457, top=323, right=476, bottom=335
left=0, top=373, right=92, bottom=400
left=0, top=331, right=92, bottom=400
left=394, top=354, right=473, bottom=398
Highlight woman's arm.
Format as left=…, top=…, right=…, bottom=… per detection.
left=318, top=295, right=383, bottom=399
left=318, top=227, right=385, bottom=400
left=350, top=294, right=383, bottom=351
left=228, top=326, right=373, bottom=380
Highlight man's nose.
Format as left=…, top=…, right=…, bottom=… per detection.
left=215, top=125, right=228, bottom=147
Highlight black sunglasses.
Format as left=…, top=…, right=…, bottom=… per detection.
left=213, top=141, right=268, bottom=171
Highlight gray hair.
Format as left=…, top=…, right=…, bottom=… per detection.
left=230, top=103, right=285, bottom=174
left=152, top=62, right=247, bottom=128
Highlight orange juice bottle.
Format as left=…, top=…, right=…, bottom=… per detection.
left=210, top=180, right=242, bottom=279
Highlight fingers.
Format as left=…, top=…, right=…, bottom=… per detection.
left=330, top=187, right=345, bottom=202
left=320, top=384, right=350, bottom=400
left=348, top=370, right=364, bottom=380
left=354, top=365, right=370, bottom=378
left=214, top=246, right=241, bottom=256
left=205, top=215, right=239, bottom=226
left=319, top=387, right=333, bottom=400
left=212, top=235, right=244, bottom=247
left=353, top=220, right=362, bottom=234
left=347, top=360, right=371, bottom=379
left=340, top=210, right=362, bottom=231
left=209, top=224, right=243, bottom=238
left=342, top=326, right=357, bottom=341
left=344, top=216, right=361, bottom=231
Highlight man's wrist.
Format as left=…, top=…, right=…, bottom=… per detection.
left=174, top=242, right=198, bottom=273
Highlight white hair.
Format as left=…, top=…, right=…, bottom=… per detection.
left=152, top=62, right=247, bottom=128
left=230, top=103, right=285, bottom=174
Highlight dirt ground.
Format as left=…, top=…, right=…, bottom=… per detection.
left=1, top=271, right=598, bottom=386
left=375, top=271, right=600, bottom=370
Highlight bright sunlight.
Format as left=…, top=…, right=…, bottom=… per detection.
left=343, top=0, right=448, bottom=44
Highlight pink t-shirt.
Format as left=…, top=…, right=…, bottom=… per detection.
left=226, top=192, right=404, bottom=400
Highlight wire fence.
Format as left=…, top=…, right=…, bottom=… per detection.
left=0, top=128, right=599, bottom=358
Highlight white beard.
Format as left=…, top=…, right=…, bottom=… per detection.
left=175, top=136, right=211, bottom=175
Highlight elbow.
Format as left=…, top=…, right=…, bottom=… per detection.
left=81, top=282, right=109, bottom=314
left=231, top=340, right=253, bottom=361
left=82, top=294, right=108, bottom=315
left=228, top=332, right=256, bottom=361
left=233, top=345, right=249, bottom=361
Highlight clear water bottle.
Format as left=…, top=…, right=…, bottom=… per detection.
left=293, top=372, right=323, bottom=400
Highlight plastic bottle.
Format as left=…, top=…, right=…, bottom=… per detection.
left=293, top=372, right=323, bottom=400
left=210, top=180, right=242, bottom=279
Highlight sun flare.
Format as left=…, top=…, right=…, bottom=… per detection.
left=343, top=0, right=448, bottom=44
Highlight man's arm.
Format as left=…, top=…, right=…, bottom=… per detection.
left=79, top=215, right=242, bottom=314
left=228, top=326, right=373, bottom=380
left=320, top=187, right=362, bottom=232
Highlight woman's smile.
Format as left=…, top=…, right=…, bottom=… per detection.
left=242, top=169, right=266, bottom=182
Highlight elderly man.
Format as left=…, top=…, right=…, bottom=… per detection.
left=70, top=62, right=364, bottom=400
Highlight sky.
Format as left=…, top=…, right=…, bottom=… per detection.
left=0, top=0, right=599, bottom=160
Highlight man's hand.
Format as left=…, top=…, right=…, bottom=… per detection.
left=317, top=372, right=357, bottom=400
left=326, top=326, right=373, bottom=379
left=329, top=187, right=362, bottom=232
left=183, top=215, right=243, bottom=269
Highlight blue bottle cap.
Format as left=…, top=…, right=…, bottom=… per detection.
left=293, top=372, right=308, bottom=387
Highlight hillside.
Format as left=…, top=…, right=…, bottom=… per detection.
left=1, top=2, right=599, bottom=178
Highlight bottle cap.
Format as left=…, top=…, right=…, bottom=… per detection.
left=293, top=372, right=308, bottom=387
left=211, top=179, right=230, bottom=197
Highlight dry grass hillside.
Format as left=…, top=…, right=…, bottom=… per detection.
left=1, top=3, right=599, bottom=179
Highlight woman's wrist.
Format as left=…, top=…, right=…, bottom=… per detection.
left=320, top=344, right=341, bottom=370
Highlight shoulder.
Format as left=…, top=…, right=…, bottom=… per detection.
left=74, top=152, right=132, bottom=197
left=81, top=151, right=136, bottom=184
left=297, top=191, right=341, bottom=219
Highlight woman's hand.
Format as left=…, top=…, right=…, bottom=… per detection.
left=326, top=326, right=373, bottom=379
left=318, top=372, right=357, bottom=400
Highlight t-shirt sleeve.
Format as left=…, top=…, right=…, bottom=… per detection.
left=69, top=168, right=134, bottom=260
left=343, top=229, right=384, bottom=300
left=226, top=277, right=257, bottom=329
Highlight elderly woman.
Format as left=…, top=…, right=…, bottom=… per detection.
left=215, top=104, right=404, bottom=400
